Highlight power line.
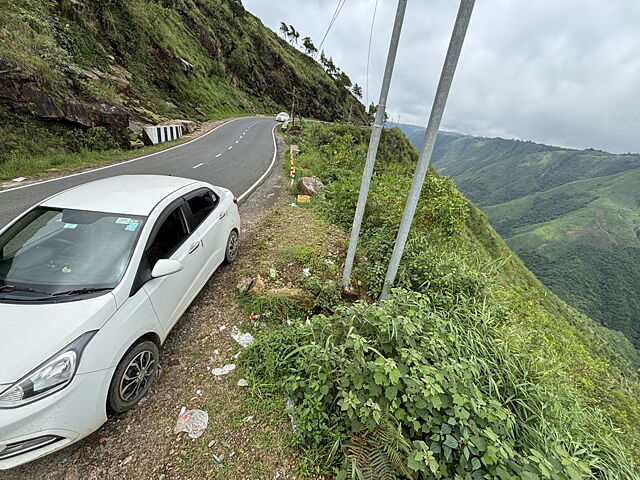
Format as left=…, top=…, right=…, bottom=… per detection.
left=366, top=0, right=380, bottom=106
left=318, top=0, right=347, bottom=53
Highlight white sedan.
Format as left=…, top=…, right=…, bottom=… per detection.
left=275, top=112, right=290, bottom=122
left=0, top=175, right=240, bottom=469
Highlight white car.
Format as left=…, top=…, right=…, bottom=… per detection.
left=0, top=175, right=240, bottom=469
left=275, top=112, right=290, bottom=122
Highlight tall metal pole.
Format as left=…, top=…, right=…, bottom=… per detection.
left=380, top=0, right=475, bottom=300
left=342, top=0, right=408, bottom=288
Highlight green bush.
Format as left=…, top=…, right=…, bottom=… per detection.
left=66, top=126, right=121, bottom=152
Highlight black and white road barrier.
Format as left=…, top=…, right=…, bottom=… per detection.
left=143, top=124, right=184, bottom=145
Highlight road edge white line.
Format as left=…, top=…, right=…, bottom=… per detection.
left=192, top=163, right=204, bottom=169
left=0, top=116, right=253, bottom=196
left=237, top=124, right=278, bottom=203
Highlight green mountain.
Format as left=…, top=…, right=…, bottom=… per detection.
left=0, top=0, right=366, bottom=163
left=423, top=132, right=640, bottom=351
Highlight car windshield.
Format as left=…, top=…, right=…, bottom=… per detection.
left=0, top=207, right=145, bottom=299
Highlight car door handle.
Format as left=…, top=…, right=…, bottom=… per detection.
left=219, top=211, right=227, bottom=220
left=188, top=241, right=200, bottom=254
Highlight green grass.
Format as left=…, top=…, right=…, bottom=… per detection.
left=240, top=122, right=640, bottom=479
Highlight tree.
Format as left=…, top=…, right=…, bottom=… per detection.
left=337, top=71, right=352, bottom=89
left=302, top=36, right=317, bottom=56
left=352, top=83, right=363, bottom=99
left=228, top=0, right=244, bottom=17
left=320, top=50, right=328, bottom=68
left=279, top=22, right=290, bottom=39
left=288, top=25, right=299, bottom=45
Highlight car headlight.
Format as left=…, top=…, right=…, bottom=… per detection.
left=0, top=331, right=97, bottom=408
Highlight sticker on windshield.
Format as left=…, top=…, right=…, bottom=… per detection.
left=124, top=222, right=139, bottom=232
left=115, top=217, right=134, bottom=224
left=63, top=223, right=78, bottom=229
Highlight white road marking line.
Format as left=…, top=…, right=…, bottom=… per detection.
left=235, top=140, right=239, bottom=144
left=0, top=116, right=249, bottom=196
left=215, top=153, right=222, bottom=158
left=237, top=123, right=277, bottom=203
left=228, top=146, right=233, bottom=150
left=192, top=163, right=204, bottom=169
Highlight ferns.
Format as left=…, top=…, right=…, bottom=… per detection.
left=340, top=418, right=412, bottom=480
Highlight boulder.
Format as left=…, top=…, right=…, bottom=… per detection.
left=173, top=119, right=196, bottom=134
left=267, top=287, right=314, bottom=308
left=299, top=176, right=324, bottom=196
left=237, top=275, right=266, bottom=295
left=21, top=85, right=63, bottom=119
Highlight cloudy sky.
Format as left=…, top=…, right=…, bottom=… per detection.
left=243, top=0, right=640, bottom=153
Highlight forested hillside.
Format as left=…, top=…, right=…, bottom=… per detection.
left=422, top=132, right=640, bottom=352
left=0, top=0, right=366, bottom=166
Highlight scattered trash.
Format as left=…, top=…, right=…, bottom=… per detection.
left=213, top=349, right=219, bottom=355
left=11, top=177, right=27, bottom=182
left=286, top=319, right=292, bottom=326
left=212, top=454, right=222, bottom=463
left=231, top=326, right=255, bottom=347
left=242, top=415, right=254, bottom=422
left=273, top=473, right=282, bottom=480
left=179, top=406, right=187, bottom=416
left=237, top=378, right=249, bottom=387
left=219, top=325, right=227, bottom=332
left=196, top=389, right=202, bottom=396
left=325, top=258, right=335, bottom=265
left=211, top=364, right=236, bottom=376
left=269, top=268, right=278, bottom=278
left=249, top=314, right=260, bottom=321
left=289, top=203, right=298, bottom=207
left=302, top=268, right=311, bottom=276
left=208, top=440, right=215, bottom=448
left=233, top=350, right=242, bottom=359
left=286, top=398, right=297, bottom=433
left=297, top=194, right=311, bottom=203
left=174, top=409, right=209, bottom=439
left=121, top=455, right=134, bottom=466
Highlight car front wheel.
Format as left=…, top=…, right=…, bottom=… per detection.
left=107, top=340, right=159, bottom=414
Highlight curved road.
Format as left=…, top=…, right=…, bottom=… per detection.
left=0, top=116, right=278, bottom=228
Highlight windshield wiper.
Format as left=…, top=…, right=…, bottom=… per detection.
left=0, top=284, right=53, bottom=296
left=52, top=287, right=113, bottom=297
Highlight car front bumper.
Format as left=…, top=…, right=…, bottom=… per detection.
left=0, top=367, right=114, bottom=470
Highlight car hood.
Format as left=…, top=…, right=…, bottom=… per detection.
left=0, top=294, right=117, bottom=384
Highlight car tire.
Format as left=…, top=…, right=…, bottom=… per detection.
left=107, top=340, right=159, bottom=414
left=224, top=230, right=239, bottom=264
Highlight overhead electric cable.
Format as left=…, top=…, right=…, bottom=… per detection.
left=318, top=0, right=347, bottom=53
left=366, top=0, right=380, bottom=106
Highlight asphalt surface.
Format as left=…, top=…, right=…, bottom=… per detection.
left=0, top=116, right=278, bottom=228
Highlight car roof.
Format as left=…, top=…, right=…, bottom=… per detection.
left=41, top=175, right=199, bottom=216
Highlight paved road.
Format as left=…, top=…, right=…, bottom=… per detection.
left=0, top=116, right=278, bottom=228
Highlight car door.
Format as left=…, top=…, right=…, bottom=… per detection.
left=183, top=188, right=228, bottom=285
left=142, top=199, right=204, bottom=334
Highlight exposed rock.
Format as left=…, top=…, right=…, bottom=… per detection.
left=21, top=84, right=63, bottom=119
left=299, top=176, right=324, bottom=196
left=172, top=119, right=196, bottom=134
left=128, top=122, right=144, bottom=134
left=178, top=58, right=196, bottom=74
left=248, top=275, right=266, bottom=295
left=267, top=287, right=314, bottom=308
left=236, top=277, right=254, bottom=294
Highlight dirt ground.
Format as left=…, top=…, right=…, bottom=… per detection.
left=2, top=132, right=307, bottom=480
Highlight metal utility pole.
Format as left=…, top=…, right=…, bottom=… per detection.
left=290, top=86, right=296, bottom=125
left=380, top=0, right=475, bottom=300
left=342, top=0, right=408, bottom=289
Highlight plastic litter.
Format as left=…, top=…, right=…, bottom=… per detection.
left=233, top=350, right=242, bottom=359
left=212, top=454, right=222, bottom=463
left=325, top=258, right=335, bottom=265
left=173, top=409, right=209, bottom=439
left=196, top=389, right=202, bottom=396
left=231, top=326, right=254, bottom=348
left=242, top=415, right=254, bottom=422
left=273, top=473, right=282, bottom=480
left=213, top=349, right=220, bottom=355
left=269, top=268, right=278, bottom=278
left=179, top=406, right=187, bottom=416
left=302, top=268, right=311, bottom=276
left=211, top=364, right=236, bottom=376
left=219, top=325, right=227, bottom=332
left=297, top=194, right=310, bottom=203
left=285, top=398, right=297, bottom=433
left=237, top=378, right=249, bottom=387
left=289, top=203, right=298, bottom=207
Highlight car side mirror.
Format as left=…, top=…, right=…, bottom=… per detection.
left=151, top=259, right=183, bottom=278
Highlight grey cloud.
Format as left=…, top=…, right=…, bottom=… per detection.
left=243, top=0, right=640, bottom=153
